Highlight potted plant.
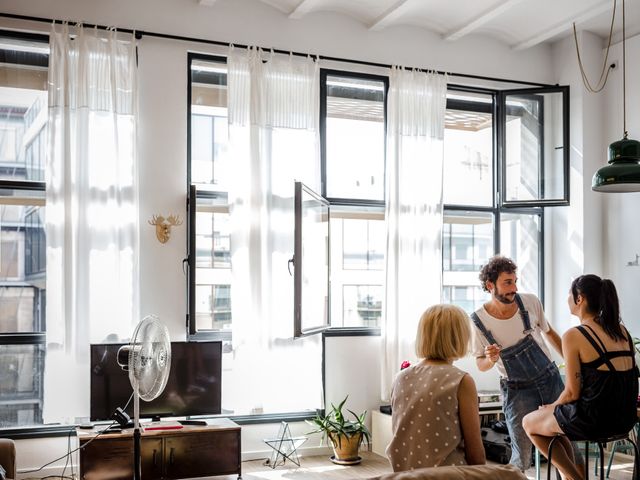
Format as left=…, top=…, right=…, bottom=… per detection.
left=307, top=396, right=371, bottom=465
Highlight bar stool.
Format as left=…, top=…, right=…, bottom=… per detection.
left=547, top=433, right=640, bottom=480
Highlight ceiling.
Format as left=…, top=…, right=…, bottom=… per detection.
left=200, top=0, right=639, bottom=50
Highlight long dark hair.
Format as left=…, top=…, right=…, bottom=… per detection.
left=571, top=274, right=625, bottom=341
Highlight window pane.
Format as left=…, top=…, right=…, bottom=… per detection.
left=325, top=75, right=385, bottom=201
left=342, top=285, right=382, bottom=327
left=0, top=40, right=48, bottom=183
left=442, top=211, right=493, bottom=313
left=195, top=208, right=230, bottom=269
left=196, top=284, right=232, bottom=330
left=0, top=344, right=44, bottom=426
left=500, top=212, right=540, bottom=297
left=443, top=92, right=493, bottom=206
left=330, top=208, right=385, bottom=327
left=504, top=90, right=567, bottom=203
left=442, top=285, right=488, bottom=315
left=0, top=203, right=46, bottom=333
left=342, top=218, right=384, bottom=270
left=190, top=60, right=228, bottom=189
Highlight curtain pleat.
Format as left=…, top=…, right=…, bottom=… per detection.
left=226, top=46, right=322, bottom=414
left=381, top=67, right=447, bottom=402
left=44, top=23, right=139, bottom=422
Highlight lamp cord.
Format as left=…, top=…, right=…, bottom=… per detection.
left=572, top=0, right=617, bottom=93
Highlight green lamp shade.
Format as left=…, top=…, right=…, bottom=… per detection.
left=592, top=137, right=640, bottom=192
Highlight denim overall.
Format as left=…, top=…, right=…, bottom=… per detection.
left=471, top=294, right=565, bottom=471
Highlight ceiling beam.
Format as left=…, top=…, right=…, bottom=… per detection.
left=443, top=0, right=524, bottom=41
left=289, top=0, right=314, bottom=19
left=369, top=0, right=412, bottom=31
left=512, top=0, right=612, bottom=50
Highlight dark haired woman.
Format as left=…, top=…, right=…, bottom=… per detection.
left=523, top=274, right=638, bottom=480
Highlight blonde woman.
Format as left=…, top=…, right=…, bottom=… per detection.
left=386, top=304, right=486, bottom=472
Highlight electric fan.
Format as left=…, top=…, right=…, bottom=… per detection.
left=117, top=315, right=171, bottom=480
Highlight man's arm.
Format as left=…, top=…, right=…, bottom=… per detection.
left=543, top=325, right=563, bottom=357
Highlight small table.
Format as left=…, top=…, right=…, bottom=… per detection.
left=263, top=422, right=307, bottom=468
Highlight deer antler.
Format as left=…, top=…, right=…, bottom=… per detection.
left=148, top=214, right=165, bottom=226
left=166, top=214, right=183, bottom=226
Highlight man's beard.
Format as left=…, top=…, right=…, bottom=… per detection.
left=495, top=290, right=516, bottom=304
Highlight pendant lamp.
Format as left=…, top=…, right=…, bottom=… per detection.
left=586, top=0, right=640, bottom=192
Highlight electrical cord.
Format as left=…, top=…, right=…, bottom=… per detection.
left=572, top=0, right=617, bottom=93
left=20, top=392, right=135, bottom=478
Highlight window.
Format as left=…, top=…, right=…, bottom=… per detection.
left=188, top=55, right=231, bottom=338
left=443, top=86, right=566, bottom=313
left=0, top=32, right=49, bottom=428
left=322, top=71, right=388, bottom=328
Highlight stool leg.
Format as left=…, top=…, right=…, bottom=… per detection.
left=598, top=442, right=605, bottom=479
left=605, top=440, right=621, bottom=478
left=535, top=448, right=541, bottom=480
left=585, top=441, right=590, bottom=480
left=625, top=436, right=640, bottom=480
left=548, top=436, right=561, bottom=480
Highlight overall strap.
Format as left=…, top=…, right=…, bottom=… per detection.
left=470, top=311, right=499, bottom=346
left=576, top=325, right=617, bottom=371
left=514, top=294, right=532, bottom=333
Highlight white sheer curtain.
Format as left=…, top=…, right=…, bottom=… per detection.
left=381, top=68, right=447, bottom=401
left=226, top=46, right=322, bottom=414
left=44, top=23, right=139, bottom=422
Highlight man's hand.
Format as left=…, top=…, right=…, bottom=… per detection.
left=484, top=343, right=501, bottom=363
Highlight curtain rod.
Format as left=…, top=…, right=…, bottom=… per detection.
left=0, top=11, right=556, bottom=88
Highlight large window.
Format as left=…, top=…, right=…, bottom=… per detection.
left=0, top=32, right=48, bottom=428
left=323, top=71, right=388, bottom=328
left=188, top=54, right=568, bottom=416
left=442, top=86, right=565, bottom=313
left=188, top=55, right=231, bottom=337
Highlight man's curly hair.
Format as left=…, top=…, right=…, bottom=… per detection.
left=478, top=255, right=517, bottom=292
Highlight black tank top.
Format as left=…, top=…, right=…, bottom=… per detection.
left=554, top=324, right=638, bottom=440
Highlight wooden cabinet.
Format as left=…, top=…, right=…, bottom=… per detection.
left=78, top=419, right=241, bottom=479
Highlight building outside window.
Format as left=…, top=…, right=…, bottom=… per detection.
left=0, top=32, right=48, bottom=428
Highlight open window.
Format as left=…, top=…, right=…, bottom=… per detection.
left=293, top=181, right=330, bottom=337
left=499, top=86, right=569, bottom=206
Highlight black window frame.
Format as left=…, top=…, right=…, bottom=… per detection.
left=186, top=52, right=231, bottom=343
left=443, top=84, right=559, bottom=306
left=498, top=86, right=570, bottom=207
left=0, top=29, right=49, bottom=432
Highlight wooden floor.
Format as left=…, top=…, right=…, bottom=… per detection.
left=215, top=450, right=636, bottom=480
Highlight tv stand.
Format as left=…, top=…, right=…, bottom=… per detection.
left=77, top=418, right=241, bottom=479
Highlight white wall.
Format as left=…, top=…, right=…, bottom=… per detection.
left=545, top=32, right=607, bottom=333
left=0, top=0, right=587, bottom=475
left=599, top=33, right=640, bottom=335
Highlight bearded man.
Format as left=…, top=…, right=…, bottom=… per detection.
left=471, top=255, right=564, bottom=472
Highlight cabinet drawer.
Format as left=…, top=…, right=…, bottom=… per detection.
left=164, top=430, right=240, bottom=479
left=80, top=437, right=163, bottom=480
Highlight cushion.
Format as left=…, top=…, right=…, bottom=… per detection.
left=367, top=464, right=527, bottom=480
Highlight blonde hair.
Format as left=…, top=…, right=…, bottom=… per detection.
left=415, top=304, right=471, bottom=361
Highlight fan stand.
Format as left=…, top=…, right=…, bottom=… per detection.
left=133, top=388, right=142, bottom=480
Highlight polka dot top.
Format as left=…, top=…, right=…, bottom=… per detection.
left=386, top=361, right=467, bottom=472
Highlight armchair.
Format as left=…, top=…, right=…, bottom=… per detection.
left=0, top=439, right=15, bottom=480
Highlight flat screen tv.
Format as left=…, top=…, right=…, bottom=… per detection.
left=90, top=341, right=222, bottom=422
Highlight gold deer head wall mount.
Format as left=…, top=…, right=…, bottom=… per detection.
left=149, top=214, right=183, bottom=244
